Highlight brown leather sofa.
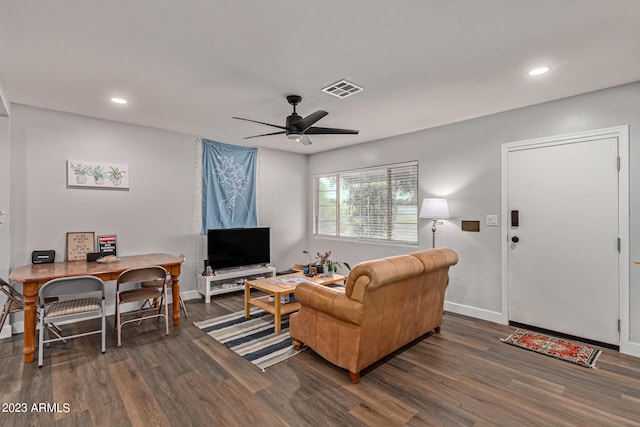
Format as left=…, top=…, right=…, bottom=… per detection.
left=290, top=248, right=458, bottom=383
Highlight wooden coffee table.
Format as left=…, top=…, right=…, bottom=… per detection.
left=244, top=272, right=346, bottom=333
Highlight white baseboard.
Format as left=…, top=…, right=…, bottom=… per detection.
left=444, top=301, right=640, bottom=358
left=0, top=324, right=12, bottom=339
left=0, top=291, right=197, bottom=339
left=620, top=340, right=640, bottom=358
left=2, top=299, right=506, bottom=339
left=6, top=295, right=640, bottom=359
left=444, top=301, right=506, bottom=325
left=181, top=289, right=200, bottom=301
left=9, top=320, right=23, bottom=335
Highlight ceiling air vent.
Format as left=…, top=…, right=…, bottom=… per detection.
left=321, top=79, right=364, bottom=98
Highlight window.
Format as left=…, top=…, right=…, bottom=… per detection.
left=314, top=162, right=418, bottom=243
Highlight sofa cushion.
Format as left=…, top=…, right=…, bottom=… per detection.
left=345, top=254, right=424, bottom=303
left=295, top=282, right=363, bottom=325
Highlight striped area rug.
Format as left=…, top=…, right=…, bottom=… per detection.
left=193, top=308, right=303, bottom=371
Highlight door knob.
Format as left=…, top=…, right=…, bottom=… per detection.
left=511, top=236, right=519, bottom=243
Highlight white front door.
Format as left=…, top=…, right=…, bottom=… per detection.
left=506, top=133, right=620, bottom=345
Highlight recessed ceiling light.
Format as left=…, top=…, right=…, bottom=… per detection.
left=110, top=97, right=127, bottom=104
left=528, top=66, right=550, bottom=76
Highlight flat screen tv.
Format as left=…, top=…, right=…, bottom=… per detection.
left=207, top=227, right=270, bottom=270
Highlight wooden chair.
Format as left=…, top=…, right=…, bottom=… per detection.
left=38, top=276, right=106, bottom=367
left=115, top=266, right=169, bottom=347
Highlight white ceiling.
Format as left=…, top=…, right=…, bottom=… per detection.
left=1, top=0, right=639, bottom=154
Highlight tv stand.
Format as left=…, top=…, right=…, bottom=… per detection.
left=198, top=265, right=276, bottom=303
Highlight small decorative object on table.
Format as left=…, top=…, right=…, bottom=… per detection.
left=315, top=251, right=351, bottom=278
left=96, top=255, right=119, bottom=264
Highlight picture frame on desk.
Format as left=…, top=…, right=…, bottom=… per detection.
left=66, top=231, right=95, bottom=261
left=97, top=234, right=117, bottom=256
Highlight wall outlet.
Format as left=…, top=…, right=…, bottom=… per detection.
left=486, top=215, right=499, bottom=226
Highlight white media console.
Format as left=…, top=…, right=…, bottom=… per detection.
left=197, top=264, right=276, bottom=303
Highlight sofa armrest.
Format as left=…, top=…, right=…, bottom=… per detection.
left=295, top=282, right=363, bottom=325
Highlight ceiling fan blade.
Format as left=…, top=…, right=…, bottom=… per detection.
left=304, top=126, right=359, bottom=135
left=291, top=110, right=328, bottom=132
left=299, top=135, right=312, bottom=145
left=233, top=117, right=286, bottom=130
left=243, top=131, right=285, bottom=139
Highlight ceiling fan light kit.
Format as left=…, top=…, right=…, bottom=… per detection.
left=233, top=95, right=359, bottom=145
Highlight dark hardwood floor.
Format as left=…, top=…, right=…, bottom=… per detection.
left=1, top=293, right=640, bottom=426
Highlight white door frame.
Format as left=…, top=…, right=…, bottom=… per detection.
left=500, top=125, right=634, bottom=355
left=0, top=117, right=11, bottom=338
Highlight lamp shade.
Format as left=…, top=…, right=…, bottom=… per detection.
left=419, top=198, right=450, bottom=219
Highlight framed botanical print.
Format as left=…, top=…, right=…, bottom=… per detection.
left=67, top=160, right=129, bottom=189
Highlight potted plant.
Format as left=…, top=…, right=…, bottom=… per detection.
left=315, top=251, right=351, bottom=277
left=107, top=166, right=126, bottom=186
left=70, top=162, right=89, bottom=184
left=91, top=165, right=105, bottom=185
left=326, top=259, right=351, bottom=277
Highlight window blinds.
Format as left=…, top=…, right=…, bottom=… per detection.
left=314, top=161, right=418, bottom=243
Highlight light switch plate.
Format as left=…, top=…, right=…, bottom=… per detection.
left=486, top=215, right=499, bottom=226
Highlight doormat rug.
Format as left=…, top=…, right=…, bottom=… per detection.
left=501, top=329, right=601, bottom=368
left=193, top=308, right=303, bottom=371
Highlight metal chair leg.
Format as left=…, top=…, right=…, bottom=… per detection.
left=179, top=293, right=189, bottom=318
left=47, top=325, right=67, bottom=343
left=158, top=293, right=188, bottom=318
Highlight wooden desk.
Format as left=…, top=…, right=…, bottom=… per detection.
left=9, top=253, right=184, bottom=363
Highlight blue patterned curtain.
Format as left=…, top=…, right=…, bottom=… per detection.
left=202, top=139, right=257, bottom=233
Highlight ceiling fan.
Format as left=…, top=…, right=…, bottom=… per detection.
left=233, top=95, right=359, bottom=145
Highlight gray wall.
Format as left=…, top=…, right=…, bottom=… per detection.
left=308, top=81, right=640, bottom=347
left=258, top=148, right=309, bottom=269
left=8, top=104, right=307, bottom=321
left=0, top=116, right=10, bottom=338
left=6, top=82, right=640, bottom=352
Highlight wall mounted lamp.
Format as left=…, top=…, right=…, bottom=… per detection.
left=419, top=198, right=450, bottom=248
